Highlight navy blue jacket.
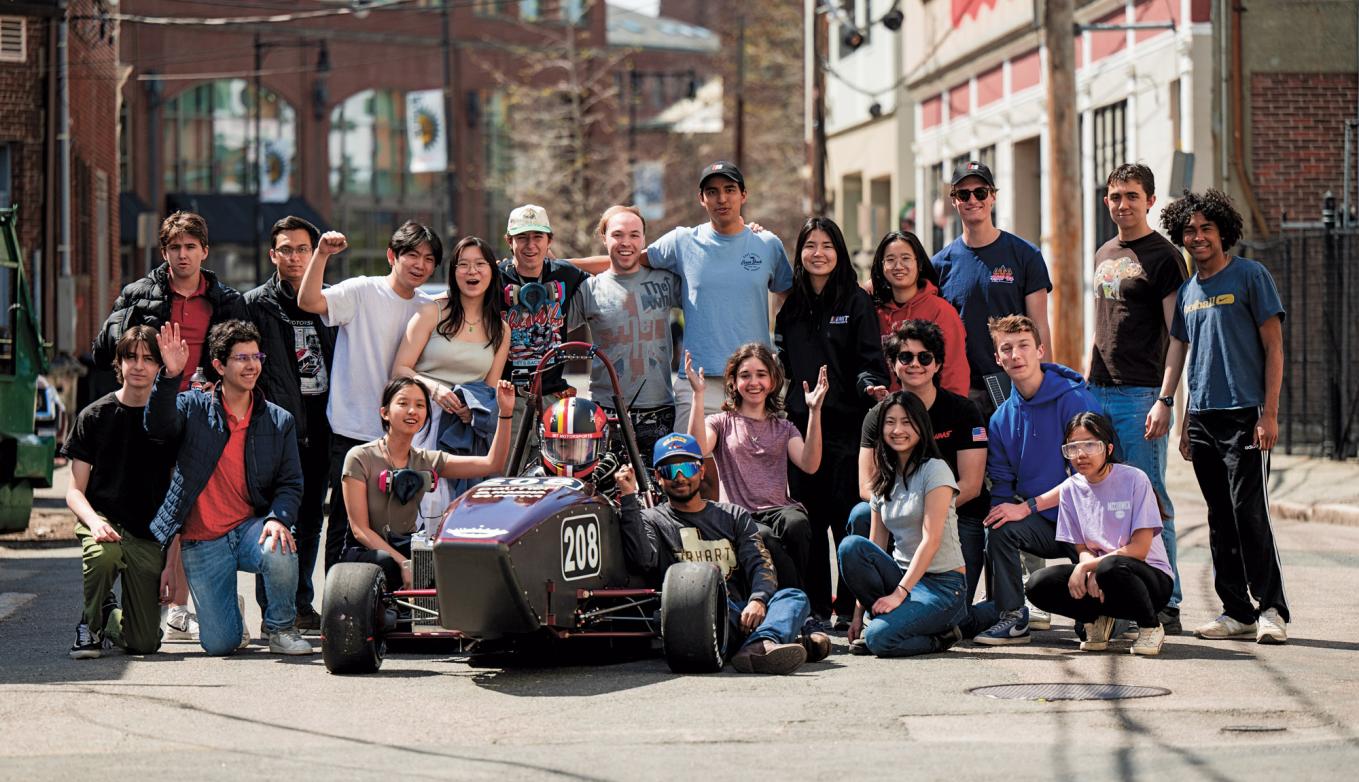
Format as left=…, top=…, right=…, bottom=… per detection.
left=145, top=372, right=303, bottom=545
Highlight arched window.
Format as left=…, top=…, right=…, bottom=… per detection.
left=329, top=89, right=438, bottom=201
left=161, top=79, right=297, bottom=195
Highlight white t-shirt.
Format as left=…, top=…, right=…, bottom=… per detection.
left=322, top=276, right=431, bottom=441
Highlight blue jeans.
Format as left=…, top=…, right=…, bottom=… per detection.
left=728, top=588, right=810, bottom=650
left=847, top=501, right=987, bottom=604
left=837, top=535, right=967, bottom=657
left=180, top=516, right=299, bottom=655
left=1088, top=384, right=1182, bottom=608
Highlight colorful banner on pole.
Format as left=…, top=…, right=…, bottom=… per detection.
left=406, top=89, right=447, bottom=174
left=259, top=136, right=291, bottom=204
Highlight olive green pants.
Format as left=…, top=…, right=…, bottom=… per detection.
left=77, top=518, right=165, bottom=654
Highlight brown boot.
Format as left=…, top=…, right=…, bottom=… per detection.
left=730, top=640, right=807, bottom=674
left=801, top=631, right=831, bottom=663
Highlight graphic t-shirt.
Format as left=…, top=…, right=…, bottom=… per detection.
left=1089, top=231, right=1188, bottom=387
left=931, top=231, right=1052, bottom=388
left=1170, top=257, right=1285, bottom=411
left=870, top=458, right=964, bottom=573
left=646, top=224, right=793, bottom=379
left=61, top=392, right=176, bottom=541
left=641, top=501, right=776, bottom=604
left=498, top=258, right=587, bottom=395
left=1056, top=463, right=1172, bottom=579
left=860, top=389, right=991, bottom=518
left=705, top=411, right=802, bottom=512
left=579, top=266, right=681, bottom=408
left=281, top=293, right=329, bottom=396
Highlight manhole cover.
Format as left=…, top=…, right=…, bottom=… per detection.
left=970, top=683, right=1171, bottom=701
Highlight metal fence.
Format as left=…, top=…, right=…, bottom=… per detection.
left=1244, top=225, right=1359, bottom=459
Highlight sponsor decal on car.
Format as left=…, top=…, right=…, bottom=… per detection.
left=446, top=526, right=509, bottom=539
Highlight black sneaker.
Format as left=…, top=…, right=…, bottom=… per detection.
left=295, top=604, right=322, bottom=635
left=1158, top=607, right=1183, bottom=636
left=931, top=625, right=964, bottom=653
left=70, top=622, right=103, bottom=659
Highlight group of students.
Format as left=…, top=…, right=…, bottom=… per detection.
left=65, top=155, right=1291, bottom=676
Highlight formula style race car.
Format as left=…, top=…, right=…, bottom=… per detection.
left=320, top=342, right=729, bottom=675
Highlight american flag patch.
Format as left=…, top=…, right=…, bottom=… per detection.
left=972, top=427, right=988, bottom=442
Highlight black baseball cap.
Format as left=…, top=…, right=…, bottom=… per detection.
left=698, top=160, right=745, bottom=191
left=950, top=160, right=995, bottom=188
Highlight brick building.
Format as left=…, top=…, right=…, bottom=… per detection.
left=0, top=0, right=120, bottom=357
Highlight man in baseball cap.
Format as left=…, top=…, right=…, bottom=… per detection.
left=697, top=160, right=746, bottom=192
left=614, top=432, right=830, bottom=674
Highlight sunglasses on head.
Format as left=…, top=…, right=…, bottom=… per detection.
left=894, top=350, right=935, bottom=367
left=656, top=460, right=702, bottom=481
left=951, top=187, right=993, bottom=202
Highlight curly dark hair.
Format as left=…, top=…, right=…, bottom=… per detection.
left=885, top=319, right=947, bottom=387
left=206, top=319, right=262, bottom=368
left=1159, top=188, right=1244, bottom=254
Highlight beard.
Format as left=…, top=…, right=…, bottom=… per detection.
left=663, top=484, right=700, bottom=504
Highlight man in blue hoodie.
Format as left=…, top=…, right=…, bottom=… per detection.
left=973, top=315, right=1102, bottom=645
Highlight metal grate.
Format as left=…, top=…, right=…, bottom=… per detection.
left=970, top=683, right=1171, bottom=701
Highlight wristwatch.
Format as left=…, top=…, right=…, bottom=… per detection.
left=1157, top=395, right=1175, bottom=408
left=1026, top=497, right=1039, bottom=513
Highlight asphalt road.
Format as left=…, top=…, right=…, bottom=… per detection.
left=4, top=480, right=1359, bottom=780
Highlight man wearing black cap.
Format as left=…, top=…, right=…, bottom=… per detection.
left=931, top=160, right=1053, bottom=417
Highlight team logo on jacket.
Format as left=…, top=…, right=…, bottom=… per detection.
left=989, top=265, right=1015, bottom=284
left=829, top=315, right=849, bottom=325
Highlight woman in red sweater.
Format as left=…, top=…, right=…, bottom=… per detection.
left=868, top=231, right=970, bottom=397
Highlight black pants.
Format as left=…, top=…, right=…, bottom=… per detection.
left=324, top=433, right=368, bottom=572
left=790, top=440, right=859, bottom=619
left=752, top=505, right=813, bottom=592
left=986, top=511, right=1077, bottom=612
left=256, top=424, right=330, bottom=612
left=1188, top=408, right=1290, bottom=623
left=341, top=535, right=412, bottom=593
left=600, top=404, right=674, bottom=469
left=1026, top=557, right=1173, bottom=628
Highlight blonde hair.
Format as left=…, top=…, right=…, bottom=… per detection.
left=987, top=314, right=1042, bottom=349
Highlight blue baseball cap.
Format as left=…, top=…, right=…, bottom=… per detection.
left=652, top=433, right=703, bottom=467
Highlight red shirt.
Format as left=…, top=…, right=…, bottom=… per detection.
left=171, top=275, right=212, bottom=392
left=182, top=394, right=255, bottom=541
left=875, top=280, right=972, bottom=398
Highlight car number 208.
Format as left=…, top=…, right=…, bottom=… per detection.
left=560, top=514, right=602, bottom=581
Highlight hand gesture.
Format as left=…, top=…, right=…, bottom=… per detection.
left=615, top=464, right=637, bottom=496
left=684, top=351, right=705, bottom=393
left=495, top=379, right=517, bottom=416
left=316, top=231, right=348, bottom=257
left=259, top=518, right=297, bottom=555
left=803, top=365, right=829, bottom=411
left=1144, top=400, right=1171, bottom=440
left=984, top=502, right=1030, bottom=528
left=156, top=322, right=190, bottom=379
left=866, top=385, right=889, bottom=402
left=739, top=599, right=767, bottom=633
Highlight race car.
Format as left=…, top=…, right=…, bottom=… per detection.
left=320, top=342, right=728, bottom=675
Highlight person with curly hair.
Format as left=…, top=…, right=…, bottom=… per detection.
left=1158, top=188, right=1289, bottom=644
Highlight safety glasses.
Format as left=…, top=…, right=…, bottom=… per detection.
left=655, top=460, right=702, bottom=481
left=1060, top=440, right=1105, bottom=459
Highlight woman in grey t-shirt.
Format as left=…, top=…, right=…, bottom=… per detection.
left=837, top=391, right=968, bottom=657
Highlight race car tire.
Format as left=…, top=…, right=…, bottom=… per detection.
left=660, top=562, right=728, bottom=673
left=321, top=563, right=387, bottom=674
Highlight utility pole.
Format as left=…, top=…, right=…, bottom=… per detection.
left=253, top=32, right=264, bottom=287
left=1044, top=0, right=1082, bottom=367
left=734, top=10, right=745, bottom=168
left=440, top=0, right=458, bottom=240
left=807, top=2, right=827, bottom=216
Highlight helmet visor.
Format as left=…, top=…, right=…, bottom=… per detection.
left=543, top=436, right=601, bottom=468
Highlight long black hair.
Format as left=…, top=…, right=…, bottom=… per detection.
left=870, top=391, right=942, bottom=499
left=785, top=217, right=858, bottom=320
left=869, top=230, right=940, bottom=308
left=438, top=235, right=505, bottom=350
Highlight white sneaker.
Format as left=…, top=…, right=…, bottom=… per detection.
left=268, top=627, right=314, bottom=656
left=237, top=594, right=251, bottom=650
left=1194, top=613, right=1257, bottom=639
left=163, top=605, right=199, bottom=642
left=1256, top=608, right=1288, bottom=644
left=1080, top=615, right=1115, bottom=651
left=1026, top=603, right=1052, bottom=631
left=1131, top=624, right=1166, bottom=656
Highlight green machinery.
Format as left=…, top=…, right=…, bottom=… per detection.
left=0, top=206, right=56, bottom=531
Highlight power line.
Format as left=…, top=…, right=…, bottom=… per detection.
left=77, top=0, right=419, bottom=27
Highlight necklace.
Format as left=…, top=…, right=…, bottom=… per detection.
left=464, top=318, right=482, bottom=334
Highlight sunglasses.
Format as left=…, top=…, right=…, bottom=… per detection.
left=656, top=461, right=702, bottom=481
left=951, top=187, right=994, bottom=202
left=1060, top=440, right=1106, bottom=458
left=894, top=351, right=935, bottom=367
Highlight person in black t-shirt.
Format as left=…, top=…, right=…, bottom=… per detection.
left=849, top=320, right=990, bottom=603
left=63, top=325, right=178, bottom=658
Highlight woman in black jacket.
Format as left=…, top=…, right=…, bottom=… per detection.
left=775, top=216, right=887, bottom=627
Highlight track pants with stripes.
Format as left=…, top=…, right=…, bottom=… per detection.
left=1186, top=407, right=1290, bottom=624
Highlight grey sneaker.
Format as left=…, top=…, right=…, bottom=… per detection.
left=1256, top=608, right=1287, bottom=644
left=1080, top=615, right=1115, bottom=652
left=267, top=627, right=314, bottom=656
left=1195, top=614, right=1256, bottom=639
left=1131, top=624, right=1166, bottom=656
left=1025, top=603, right=1052, bottom=631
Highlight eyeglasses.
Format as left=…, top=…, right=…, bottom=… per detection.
left=894, top=351, right=935, bottom=367
left=229, top=352, right=267, bottom=364
left=271, top=245, right=312, bottom=258
left=455, top=261, right=491, bottom=273
left=1060, top=440, right=1105, bottom=458
left=656, top=461, right=702, bottom=481
left=882, top=257, right=915, bottom=268
left=950, top=187, right=994, bottom=202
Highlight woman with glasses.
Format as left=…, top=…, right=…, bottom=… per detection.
left=774, top=217, right=887, bottom=628
left=867, top=231, right=970, bottom=397
left=989, top=412, right=1173, bottom=655
left=392, top=236, right=509, bottom=514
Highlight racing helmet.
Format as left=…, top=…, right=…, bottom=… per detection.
left=540, top=397, right=610, bottom=478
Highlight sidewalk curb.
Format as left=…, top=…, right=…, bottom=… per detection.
left=1271, top=499, right=1359, bottom=527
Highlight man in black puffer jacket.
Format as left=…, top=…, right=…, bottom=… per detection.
left=244, top=216, right=336, bottom=631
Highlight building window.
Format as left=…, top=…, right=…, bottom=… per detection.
left=1090, top=100, right=1127, bottom=248
left=950, top=153, right=969, bottom=238
left=1169, top=78, right=1182, bottom=152
left=160, top=79, right=297, bottom=196
left=329, top=89, right=438, bottom=202
left=519, top=0, right=540, bottom=20
left=473, top=0, right=507, bottom=15
left=482, top=89, right=513, bottom=242
left=929, top=161, right=944, bottom=255
left=0, top=144, right=11, bottom=209
left=0, top=17, right=25, bottom=63
left=562, top=0, right=585, bottom=24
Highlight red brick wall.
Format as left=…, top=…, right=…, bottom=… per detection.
left=0, top=15, right=48, bottom=280
left=1250, top=71, right=1359, bottom=232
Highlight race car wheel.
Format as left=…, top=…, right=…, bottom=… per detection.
left=321, top=563, right=387, bottom=675
left=660, top=562, right=728, bottom=673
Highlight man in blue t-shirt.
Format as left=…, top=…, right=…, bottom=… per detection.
left=931, top=160, right=1053, bottom=417
left=1159, top=189, right=1289, bottom=645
